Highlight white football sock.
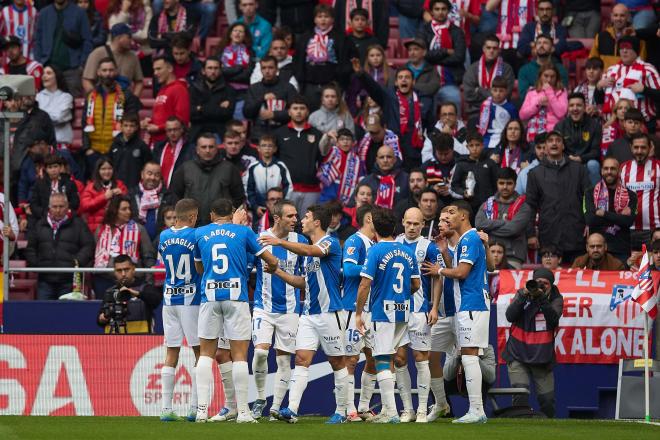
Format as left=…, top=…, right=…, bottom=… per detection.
left=288, top=366, right=309, bottom=414
left=252, top=348, right=269, bottom=401
left=190, top=366, right=198, bottom=412
left=161, top=366, right=175, bottom=412
left=346, top=374, right=357, bottom=414
left=430, top=377, right=447, bottom=408
left=196, top=356, right=214, bottom=413
left=395, top=365, right=413, bottom=412
left=333, top=367, right=348, bottom=416
left=462, top=355, right=484, bottom=415
left=272, top=355, right=291, bottom=411
left=376, top=370, right=397, bottom=417
left=219, top=361, right=236, bottom=410
left=357, top=371, right=377, bottom=412
left=415, top=361, right=430, bottom=413
left=233, top=361, right=249, bottom=413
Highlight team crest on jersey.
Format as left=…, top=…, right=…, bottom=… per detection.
left=582, top=131, right=590, bottom=142
left=416, top=249, right=425, bottom=259
left=346, top=247, right=355, bottom=255
left=307, top=134, right=316, bottom=143
left=462, top=245, right=467, bottom=253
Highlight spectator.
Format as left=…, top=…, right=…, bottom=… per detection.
left=79, top=158, right=128, bottom=233
left=526, top=130, right=590, bottom=262
left=573, top=57, right=605, bottom=119
left=617, top=0, right=656, bottom=31
left=249, top=37, right=299, bottom=89
left=486, top=0, right=536, bottom=71
left=539, top=245, right=562, bottom=270
left=0, top=36, right=43, bottom=89
left=356, top=113, right=402, bottom=174
left=517, top=0, right=568, bottom=60
left=219, top=22, right=254, bottom=120
left=220, top=129, right=258, bottom=176
left=607, top=108, right=644, bottom=164
left=33, top=0, right=93, bottom=98
left=477, top=76, right=518, bottom=150
left=402, top=38, right=441, bottom=119
left=563, top=0, right=601, bottom=38
left=490, top=119, right=531, bottom=174
left=152, top=116, right=194, bottom=188
left=106, top=0, right=153, bottom=68
left=168, top=33, right=203, bottom=86
left=96, top=254, right=162, bottom=333
left=360, top=145, right=410, bottom=209
left=25, top=192, right=95, bottom=300
left=476, top=167, right=533, bottom=269
left=600, top=36, right=659, bottom=132
left=309, top=83, right=356, bottom=135
left=590, top=4, right=647, bottom=71
left=503, top=268, right=563, bottom=418
left=36, top=65, right=74, bottom=150
left=463, top=34, right=515, bottom=121
left=488, top=240, right=509, bottom=270
left=274, top=96, right=329, bottom=214
left=345, top=44, right=395, bottom=117
left=417, top=0, right=466, bottom=111
left=141, top=55, right=190, bottom=144
left=9, top=95, right=56, bottom=180
left=345, top=7, right=381, bottom=63
left=554, top=92, right=602, bottom=185
left=421, top=101, right=468, bottom=162
left=152, top=204, right=176, bottom=245
left=619, top=133, right=660, bottom=251
left=334, top=1, right=388, bottom=49
left=147, top=0, right=197, bottom=52
left=652, top=240, right=660, bottom=271
left=293, top=4, right=349, bottom=110
left=517, top=34, right=569, bottom=105
left=342, top=182, right=373, bottom=229
left=572, top=232, right=626, bottom=270
left=236, top=0, right=272, bottom=60
left=93, top=195, right=156, bottom=295
left=584, top=157, right=637, bottom=262
left=395, top=0, right=425, bottom=39
left=394, top=168, right=428, bottom=220
left=451, top=130, right=498, bottom=215
left=246, top=134, right=293, bottom=221
left=515, top=133, right=546, bottom=195
left=520, top=64, right=568, bottom=143
left=128, top=162, right=166, bottom=241
left=422, top=131, right=456, bottom=206
left=418, top=187, right=441, bottom=237
left=317, top=129, right=365, bottom=205
left=244, top=55, right=298, bottom=142
left=82, top=57, right=141, bottom=172
left=78, top=0, right=107, bottom=48
left=324, top=199, right=356, bottom=243
left=223, top=119, right=259, bottom=160
left=254, top=186, right=284, bottom=233
left=168, top=133, right=246, bottom=224
left=29, top=155, right=80, bottom=221
left=189, top=57, right=236, bottom=143
left=0, top=0, right=37, bottom=58
left=601, top=98, right=633, bottom=158
left=109, top=113, right=152, bottom=189
left=0, top=163, right=19, bottom=258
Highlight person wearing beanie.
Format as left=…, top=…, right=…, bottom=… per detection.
left=502, top=266, right=564, bottom=418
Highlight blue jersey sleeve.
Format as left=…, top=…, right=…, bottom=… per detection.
left=459, top=232, right=480, bottom=266
left=193, top=231, right=202, bottom=261
left=245, top=227, right=266, bottom=256
left=410, top=251, right=420, bottom=278
left=427, top=242, right=441, bottom=266
left=343, top=235, right=363, bottom=265
left=317, top=236, right=334, bottom=257
left=360, top=250, right=378, bottom=280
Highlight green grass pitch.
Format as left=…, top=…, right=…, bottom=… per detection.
left=0, top=417, right=658, bottom=440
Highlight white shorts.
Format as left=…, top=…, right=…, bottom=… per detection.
left=455, top=310, right=490, bottom=349
left=296, top=312, right=345, bottom=357
left=367, top=321, right=410, bottom=356
left=252, top=308, right=299, bottom=353
left=163, top=305, right=200, bottom=347
left=408, top=312, right=431, bottom=352
left=431, top=315, right=456, bottom=353
left=343, top=310, right=371, bottom=355
left=198, top=300, right=252, bottom=341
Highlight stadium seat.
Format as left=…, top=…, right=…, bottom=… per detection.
left=8, top=259, right=27, bottom=279
left=205, top=37, right=222, bottom=58
left=144, top=77, right=153, bottom=89
left=567, top=38, right=594, bottom=51
left=141, top=98, right=156, bottom=109
left=9, top=278, right=37, bottom=300
left=386, top=38, right=400, bottom=58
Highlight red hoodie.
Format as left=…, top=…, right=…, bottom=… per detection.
left=151, top=79, right=190, bottom=143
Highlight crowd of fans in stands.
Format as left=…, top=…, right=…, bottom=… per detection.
left=0, top=0, right=658, bottom=300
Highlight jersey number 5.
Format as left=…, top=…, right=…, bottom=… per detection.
left=212, top=243, right=229, bottom=274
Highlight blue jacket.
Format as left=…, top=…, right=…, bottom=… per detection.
left=517, top=22, right=568, bottom=59
left=237, top=14, right=273, bottom=60
left=33, top=3, right=92, bottom=68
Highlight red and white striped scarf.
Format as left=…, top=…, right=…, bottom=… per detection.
left=47, top=212, right=69, bottom=239
left=600, top=122, right=624, bottom=159
left=498, top=0, right=535, bottom=50
left=138, top=182, right=162, bottom=222
left=603, top=59, right=660, bottom=122
left=317, top=144, right=364, bottom=205
left=484, top=194, right=526, bottom=220
left=593, top=179, right=630, bottom=236
left=375, top=174, right=396, bottom=209
left=84, top=84, right=125, bottom=137
left=478, top=97, right=493, bottom=136
left=0, top=3, right=36, bottom=58
left=430, top=19, right=452, bottom=86
left=501, top=145, right=523, bottom=172
left=620, top=158, right=660, bottom=231
left=94, top=220, right=141, bottom=268
left=397, top=90, right=423, bottom=148
left=526, top=100, right=547, bottom=142
left=221, top=43, right=251, bottom=68
left=340, top=0, right=373, bottom=35
left=534, top=18, right=555, bottom=42
left=357, top=128, right=402, bottom=162
left=478, top=56, right=504, bottom=88
left=306, top=26, right=333, bottom=63
left=1, top=59, right=43, bottom=89
left=157, top=5, right=187, bottom=35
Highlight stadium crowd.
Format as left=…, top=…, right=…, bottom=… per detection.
left=0, top=0, right=658, bottom=298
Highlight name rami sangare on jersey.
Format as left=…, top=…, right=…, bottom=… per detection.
left=378, top=249, right=414, bottom=271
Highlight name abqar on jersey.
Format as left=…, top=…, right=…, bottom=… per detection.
left=396, top=235, right=440, bottom=313
left=159, top=226, right=201, bottom=306
left=194, top=222, right=265, bottom=302
left=453, top=228, right=490, bottom=312
left=303, top=235, right=343, bottom=315
left=361, top=241, right=420, bottom=323
left=342, top=231, right=373, bottom=311
left=255, top=229, right=308, bottom=314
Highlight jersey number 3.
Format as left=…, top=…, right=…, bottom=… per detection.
left=393, top=262, right=404, bottom=294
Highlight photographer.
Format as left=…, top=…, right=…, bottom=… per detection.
left=97, top=254, right=162, bottom=334
left=503, top=268, right=563, bottom=418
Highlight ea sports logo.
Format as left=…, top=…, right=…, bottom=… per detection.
left=130, top=346, right=210, bottom=415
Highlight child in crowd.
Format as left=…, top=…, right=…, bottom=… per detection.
left=520, top=64, right=568, bottom=143
left=109, top=113, right=152, bottom=189
left=29, top=155, right=80, bottom=221
left=573, top=57, right=604, bottom=119
left=317, top=128, right=366, bottom=204
left=601, top=98, right=632, bottom=158
left=451, top=131, right=498, bottom=215
left=478, top=76, right=518, bottom=150
left=346, top=44, right=394, bottom=117
left=346, top=7, right=379, bottom=63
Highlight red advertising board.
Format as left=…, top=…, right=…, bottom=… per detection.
left=0, top=335, right=225, bottom=416
left=496, top=269, right=658, bottom=364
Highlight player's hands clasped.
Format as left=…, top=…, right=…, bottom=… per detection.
left=422, top=261, right=442, bottom=277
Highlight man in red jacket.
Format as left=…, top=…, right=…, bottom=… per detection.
left=141, top=55, right=190, bottom=145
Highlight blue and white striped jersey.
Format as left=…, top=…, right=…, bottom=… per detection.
left=454, top=229, right=490, bottom=312
left=303, top=235, right=343, bottom=315
left=159, top=226, right=201, bottom=306
left=441, top=245, right=457, bottom=318
left=194, top=222, right=265, bottom=303
left=396, top=235, right=440, bottom=313
left=254, top=229, right=307, bottom=314
left=342, top=231, right=373, bottom=312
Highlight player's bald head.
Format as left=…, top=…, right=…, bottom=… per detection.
left=403, top=207, right=424, bottom=223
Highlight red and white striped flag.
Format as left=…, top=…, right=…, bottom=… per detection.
left=631, top=245, right=658, bottom=319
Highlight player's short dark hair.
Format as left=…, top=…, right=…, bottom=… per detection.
left=371, top=207, right=397, bottom=237
left=175, top=198, right=199, bottom=218
left=210, top=198, right=234, bottom=217
left=465, top=130, right=484, bottom=144
left=356, top=204, right=373, bottom=227
left=307, top=204, right=332, bottom=231
left=350, top=7, right=369, bottom=20
left=449, top=200, right=473, bottom=219
left=585, top=57, right=604, bottom=70
left=114, top=254, right=135, bottom=266
left=483, top=34, right=500, bottom=46
left=568, top=92, right=586, bottom=103
left=497, top=167, right=518, bottom=182
left=272, top=199, right=296, bottom=219
left=491, top=76, right=508, bottom=90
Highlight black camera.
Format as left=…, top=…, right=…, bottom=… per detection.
left=102, top=287, right=131, bottom=333
left=525, top=279, right=545, bottom=299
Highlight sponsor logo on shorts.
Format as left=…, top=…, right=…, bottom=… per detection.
left=206, top=280, right=240, bottom=290
left=323, top=335, right=341, bottom=342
